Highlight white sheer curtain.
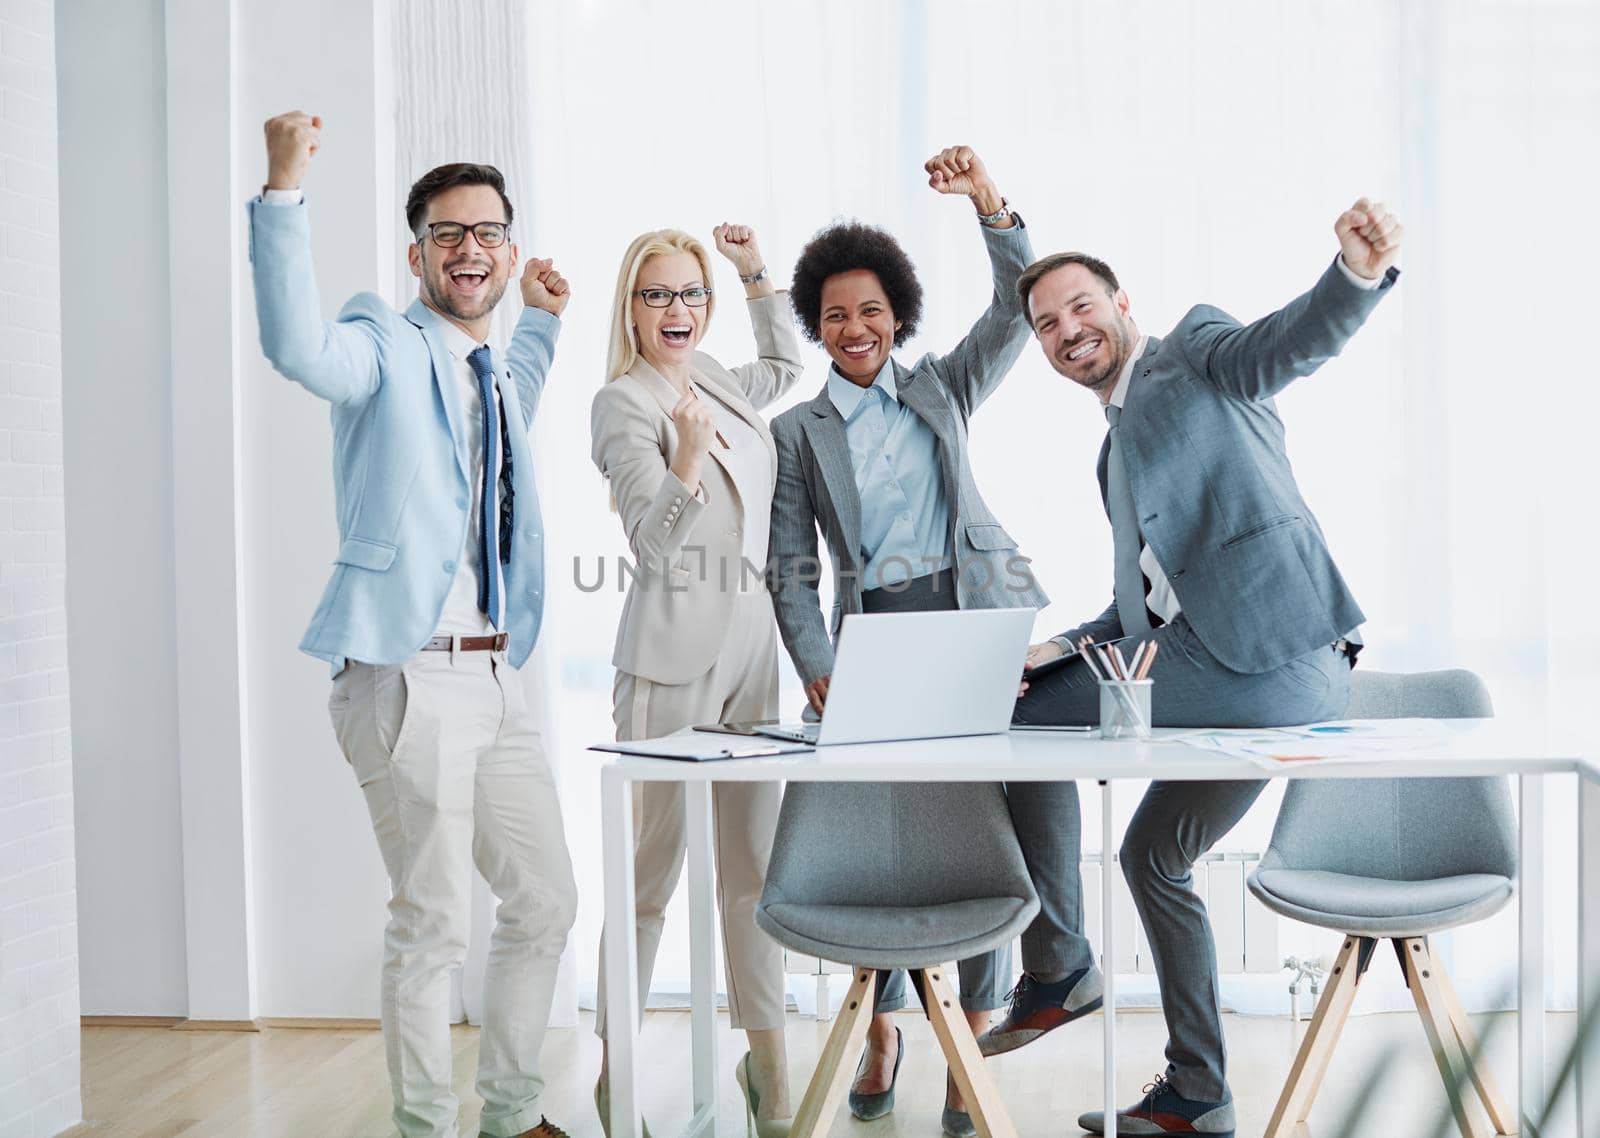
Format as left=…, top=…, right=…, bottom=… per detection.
left=392, top=0, right=582, bottom=1027
left=518, top=0, right=1600, bottom=1013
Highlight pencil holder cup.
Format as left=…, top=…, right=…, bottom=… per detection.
left=1098, top=679, right=1153, bottom=740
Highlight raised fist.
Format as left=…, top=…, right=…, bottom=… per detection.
left=670, top=391, right=719, bottom=464
left=1334, top=197, right=1403, bottom=280
left=264, top=111, right=321, bottom=191
left=923, top=145, right=992, bottom=198
left=520, top=257, right=570, bottom=317
left=712, top=223, right=764, bottom=279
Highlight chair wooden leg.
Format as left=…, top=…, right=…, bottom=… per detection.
left=1263, top=935, right=1374, bottom=1138
left=789, top=967, right=877, bottom=1138
left=1422, top=940, right=1517, bottom=1135
left=919, top=966, right=1018, bottom=1138
left=1399, top=937, right=1491, bottom=1138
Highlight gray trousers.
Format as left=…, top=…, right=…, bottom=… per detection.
left=1009, top=613, right=1352, bottom=1102
left=861, top=569, right=1010, bottom=1013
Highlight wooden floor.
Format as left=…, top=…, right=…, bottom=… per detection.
left=64, top=1009, right=1576, bottom=1137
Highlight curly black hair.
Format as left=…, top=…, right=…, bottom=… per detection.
left=789, top=221, right=924, bottom=347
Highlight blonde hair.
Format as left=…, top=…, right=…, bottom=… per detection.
left=605, top=229, right=717, bottom=381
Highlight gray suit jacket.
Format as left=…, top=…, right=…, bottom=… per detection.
left=1054, top=258, right=1399, bottom=674
left=769, top=222, right=1048, bottom=686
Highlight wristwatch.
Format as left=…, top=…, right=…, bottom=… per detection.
left=739, top=265, right=769, bottom=285
left=976, top=198, right=1012, bottom=228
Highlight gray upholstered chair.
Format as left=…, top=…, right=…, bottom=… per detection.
left=755, top=781, right=1041, bottom=1138
left=1247, top=668, right=1516, bottom=1138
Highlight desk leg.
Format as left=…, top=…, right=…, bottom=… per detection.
left=1101, top=779, right=1117, bottom=1138
left=1519, top=773, right=1546, bottom=1133
left=602, top=768, right=644, bottom=1138
left=686, top=781, right=720, bottom=1138
left=1579, top=773, right=1600, bottom=1136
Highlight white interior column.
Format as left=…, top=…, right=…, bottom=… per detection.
left=164, top=0, right=256, bottom=1023
left=230, top=0, right=396, bottom=1020
left=392, top=0, right=578, bottom=1028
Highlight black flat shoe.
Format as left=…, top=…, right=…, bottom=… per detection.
left=847, top=1025, right=904, bottom=1121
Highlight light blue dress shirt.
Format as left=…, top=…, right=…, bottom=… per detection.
left=827, top=361, right=951, bottom=591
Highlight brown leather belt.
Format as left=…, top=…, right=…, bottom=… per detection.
left=421, top=633, right=509, bottom=652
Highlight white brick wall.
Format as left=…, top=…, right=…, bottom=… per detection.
left=0, top=1, right=80, bottom=1135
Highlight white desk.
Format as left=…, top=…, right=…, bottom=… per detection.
left=599, top=722, right=1600, bottom=1138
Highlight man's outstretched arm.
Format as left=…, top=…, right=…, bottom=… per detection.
left=248, top=111, right=385, bottom=405
left=1186, top=197, right=1403, bottom=403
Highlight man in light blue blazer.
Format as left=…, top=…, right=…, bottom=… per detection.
left=248, top=111, right=576, bottom=1138
left=996, top=200, right=1403, bottom=1137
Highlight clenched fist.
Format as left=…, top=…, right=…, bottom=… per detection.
left=924, top=144, right=1008, bottom=223
left=668, top=390, right=718, bottom=486
left=520, top=257, right=570, bottom=317
left=712, top=222, right=765, bottom=279
left=1335, top=197, right=1403, bottom=281
left=264, top=111, right=321, bottom=191
left=924, top=145, right=992, bottom=199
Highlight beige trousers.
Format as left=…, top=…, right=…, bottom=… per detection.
left=331, top=649, right=578, bottom=1138
left=595, top=589, right=787, bottom=1034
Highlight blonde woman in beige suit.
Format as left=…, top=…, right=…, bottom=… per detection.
left=590, top=224, right=803, bottom=1138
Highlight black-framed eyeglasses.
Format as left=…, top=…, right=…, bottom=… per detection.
left=635, top=286, right=711, bottom=308
left=418, top=220, right=510, bottom=248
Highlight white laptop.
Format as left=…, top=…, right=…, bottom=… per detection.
left=754, top=608, right=1035, bottom=746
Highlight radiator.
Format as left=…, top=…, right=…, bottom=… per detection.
left=1079, top=850, right=1281, bottom=975
left=785, top=849, right=1279, bottom=1017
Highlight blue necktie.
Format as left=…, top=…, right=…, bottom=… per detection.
left=467, top=346, right=501, bottom=629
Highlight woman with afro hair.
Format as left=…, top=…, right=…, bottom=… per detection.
left=766, top=147, right=1097, bottom=1136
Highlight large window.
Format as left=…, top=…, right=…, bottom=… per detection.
left=514, top=0, right=1600, bottom=1010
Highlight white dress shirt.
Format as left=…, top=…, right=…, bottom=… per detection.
left=428, top=315, right=505, bottom=637
left=694, top=381, right=771, bottom=572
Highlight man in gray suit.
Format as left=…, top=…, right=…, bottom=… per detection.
left=995, top=199, right=1402, bottom=1137
left=769, top=146, right=1100, bottom=1136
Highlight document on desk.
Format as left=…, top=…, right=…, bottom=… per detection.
left=1166, top=719, right=1453, bottom=769
left=589, top=737, right=815, bottom=762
